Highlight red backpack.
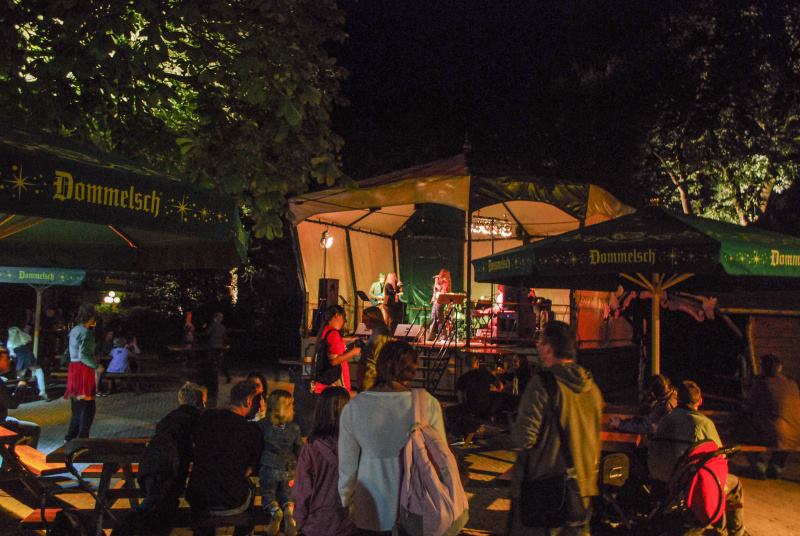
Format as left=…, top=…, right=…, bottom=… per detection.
left=397, top=389, right=469, bottom=536
left=667, top=439, right=728, bottom=525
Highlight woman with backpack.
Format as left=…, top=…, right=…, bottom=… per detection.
left=313, top=305, right=360, bottom=394
left=338, top=340, right=447, bottom=535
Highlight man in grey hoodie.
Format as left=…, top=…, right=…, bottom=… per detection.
left=508, top=321, right=604, bottom=536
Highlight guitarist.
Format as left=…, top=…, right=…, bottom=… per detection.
left=427, top=269, right=451, bottom=341
left=368, top=272, right=385, bottom=306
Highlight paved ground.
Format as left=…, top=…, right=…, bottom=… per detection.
left=2, top=363, right=800, bottom=535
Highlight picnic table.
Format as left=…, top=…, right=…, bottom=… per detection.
left=46, top=437, right=150, bottom=533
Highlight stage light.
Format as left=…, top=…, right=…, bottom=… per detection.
left=320, top=230, right=333, bottom=248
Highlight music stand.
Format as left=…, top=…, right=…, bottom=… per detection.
left=436, top=292, right=466, bottom=305
left=356, top=290, right=370, bottom=303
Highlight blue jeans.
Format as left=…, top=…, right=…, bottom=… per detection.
left=260, top=466, right=294, bottom=510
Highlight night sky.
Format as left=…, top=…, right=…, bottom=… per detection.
left=330, top=0, right=670, bottom=207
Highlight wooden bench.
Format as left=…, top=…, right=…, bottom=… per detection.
left=21, top=508, right=123, bottom=530
left=22, top=506, right=273, bottom=530
left=103, top=372, right=161, bottom=393
left=14, top=445, right=69, bottom=477
left=81, top=463, right=139, bottom=479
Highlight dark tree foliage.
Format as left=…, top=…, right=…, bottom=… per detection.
left=0, top=0, right=348, bottom=238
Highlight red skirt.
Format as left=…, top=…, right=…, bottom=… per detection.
left=64, top=361, right=97, bottom=399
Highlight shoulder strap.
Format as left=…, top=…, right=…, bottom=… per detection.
left=540, top=370, right=576, bottom=470
left=411, top=388, right=429, bottom=426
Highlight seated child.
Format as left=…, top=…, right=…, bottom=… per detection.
left=609, top=374, right=677, bottom=436
left=99, top=337, right=130, bottom=395
left=292, top=386, right=355, bottom=536
left=258, top=389, right=303, bottom=536
left=108, top=337, right=131, bottom=374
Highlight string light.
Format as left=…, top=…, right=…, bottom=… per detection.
left=471, top=217, right=513, bottom=237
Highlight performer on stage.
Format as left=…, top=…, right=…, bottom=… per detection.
left=382, top=273, right=403, bottom=333
left=481, top=284, right=505, bottom=337
left=368, top=273, right=385, bottom=306
left=427, top=269, right=451, bottom=341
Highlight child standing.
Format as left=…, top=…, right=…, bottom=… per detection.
left=292, top=386, right=354, bottom=536
left=258, top=389, right=303, bottom=536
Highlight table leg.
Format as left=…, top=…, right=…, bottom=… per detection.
left=122, top=462, right=139, bottom=507
left=96, top=462, right=121, bottom=536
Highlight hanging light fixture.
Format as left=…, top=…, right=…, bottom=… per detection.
left=319, top=230, right=333, bottom=248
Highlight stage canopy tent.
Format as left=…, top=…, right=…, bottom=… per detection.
left=288, top=154, right=634, bottom=339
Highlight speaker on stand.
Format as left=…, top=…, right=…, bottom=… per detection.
left=312, top=278, right=339, bottom=333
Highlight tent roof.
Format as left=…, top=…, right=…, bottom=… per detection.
left=288, top=154, right=633, bottom=238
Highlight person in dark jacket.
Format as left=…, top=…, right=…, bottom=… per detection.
left=0, top=346, right=41, bottom=447
left=112, top=382, right=206, bottom=536
left=741, top=354, right=800, bottom=479
left=508, top=321, right=603, bottom=536
left=186, top=379, right=263, bottom=536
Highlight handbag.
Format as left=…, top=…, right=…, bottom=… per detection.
left=519, top=371, right=588, bottom=528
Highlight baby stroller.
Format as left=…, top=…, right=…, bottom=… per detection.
left=595, top=440, right=740, bottom=535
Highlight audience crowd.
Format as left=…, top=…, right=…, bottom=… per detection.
left=5, top=302, right=800, bottom=536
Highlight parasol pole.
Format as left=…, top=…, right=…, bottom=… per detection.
left=650, top=274, right=662, bottom=375
left=29, top=284, right=52, bottom=358
left=622, top=272, right=696, bottom=376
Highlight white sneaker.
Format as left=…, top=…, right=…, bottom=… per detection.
left=266, top=506, right=283, bottom=536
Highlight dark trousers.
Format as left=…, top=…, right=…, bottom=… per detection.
left=507, top=497, right=592, bottom=536
left=191, top=482, right=255, bottom=536
left=65, top=398, right=96, bottom=441
left=110, top=474, right=182, bottom=536
left=259, top=466, right=293, bottom=510
left=427, top=303, right=445, bottom=340
left=708, top=473, right=745, bottom=536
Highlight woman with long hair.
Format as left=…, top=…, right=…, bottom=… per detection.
left=427, top=269, right=452, bottom=341
left=338, top=341, right=446, bottom=535
left=6, top=326, right=48, bottom=400
left=356, top=306, right=391, bottom=392
left=292, top=386, right=354, bottom=536
left=64, top=304, right=104, bottom=441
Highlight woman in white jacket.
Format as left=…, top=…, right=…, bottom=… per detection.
left=338, top=340, right=446, bottom=535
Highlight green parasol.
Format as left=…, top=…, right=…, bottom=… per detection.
left=473, top=205, right=800, bottom=373
left=0, top=124, right=247, bottom=271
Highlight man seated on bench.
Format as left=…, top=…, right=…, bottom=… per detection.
left=113, top=382, right=207, bottom=536
left=0, top=346, right=41, bottom=448
left=186, top=379, right=263, bottom=536
left=648, top=380, right=747, bottom=536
